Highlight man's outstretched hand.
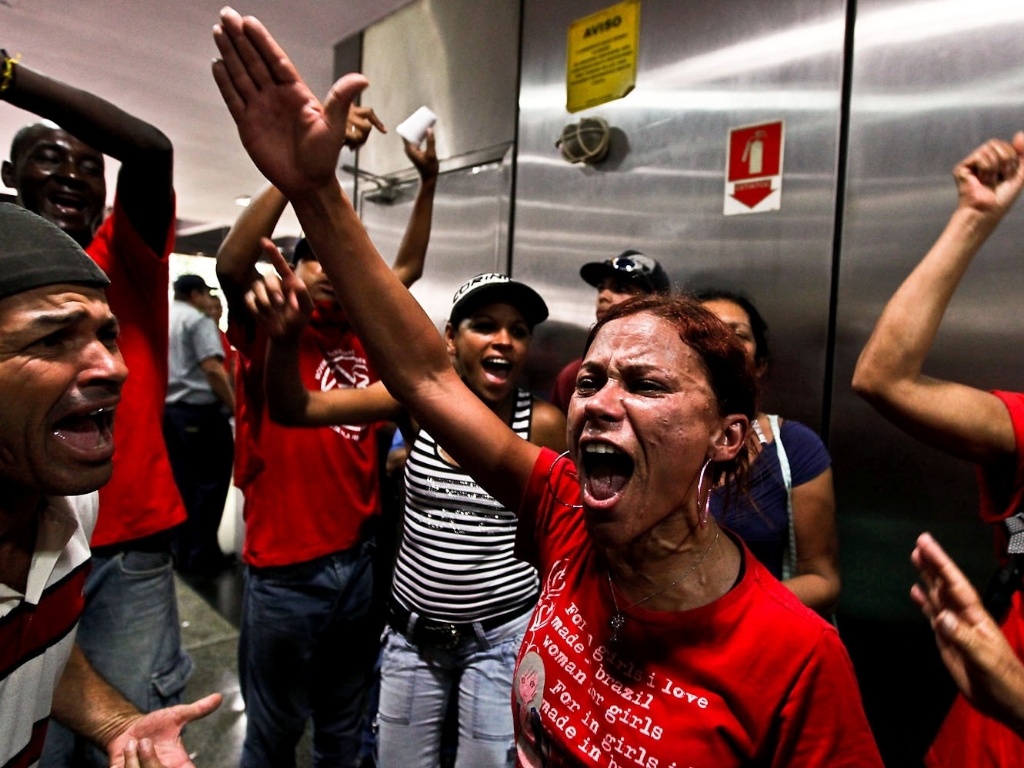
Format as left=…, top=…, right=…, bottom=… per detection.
left=107, top=694, right=222, bottom=768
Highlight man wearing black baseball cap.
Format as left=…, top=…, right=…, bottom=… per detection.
left=548, top=249, right=671, bottom=413
left=0, top=204, right=220, bottom=767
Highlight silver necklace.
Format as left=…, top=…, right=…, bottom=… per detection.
left=606, top=527, right=720, bottom=643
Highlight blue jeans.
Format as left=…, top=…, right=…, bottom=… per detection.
left=40, top=549, right=192, bottom=768
left=239, top=543, right=378, bottom=768
left=376, top=610, right=527, bottom=768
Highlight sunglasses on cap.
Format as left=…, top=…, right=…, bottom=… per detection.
left=608, top=254, right=656, bottom=274
left=580, top=250, right=670, bottom=293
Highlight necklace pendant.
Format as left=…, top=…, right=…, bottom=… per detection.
left=609, top=611, right=626, bottom=642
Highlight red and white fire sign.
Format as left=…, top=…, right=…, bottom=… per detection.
left=724, top=120, right=784, bottom=216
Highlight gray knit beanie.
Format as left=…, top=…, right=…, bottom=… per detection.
left=0, top=203, right=109, bottom=300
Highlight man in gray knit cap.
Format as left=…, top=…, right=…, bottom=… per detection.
left=0, top=203, right=219, bottom=768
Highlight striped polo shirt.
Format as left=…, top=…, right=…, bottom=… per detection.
left=0, top=494, right=95, bottom=768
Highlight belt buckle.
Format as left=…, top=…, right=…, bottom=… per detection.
left=417, top=620, right=462, bottom=650
left=436, top=624, right=461, bottom=651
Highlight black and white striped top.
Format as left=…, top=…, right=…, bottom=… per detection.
left=391, top=388, right=540, bottom=623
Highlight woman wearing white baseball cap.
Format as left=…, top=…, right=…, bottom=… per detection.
left=247, top=260, right=566, bottom=768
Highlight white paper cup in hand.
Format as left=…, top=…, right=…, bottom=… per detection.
left=396, top=106, right=437, bottom=145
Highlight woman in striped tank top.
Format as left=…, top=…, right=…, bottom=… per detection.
left=250, top=263, right=565, bottom=768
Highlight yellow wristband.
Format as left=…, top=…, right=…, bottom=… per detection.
left=0, top=51, right=21, bottom=94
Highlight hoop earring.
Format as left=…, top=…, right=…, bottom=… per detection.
left=545, top=450, right=584, bottom=509
left=696, top=458, right=713, bottom=528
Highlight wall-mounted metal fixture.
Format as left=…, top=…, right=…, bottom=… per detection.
left=339, top=164, right=400, bottom=203
left=556, top=117, right=612, bottom=165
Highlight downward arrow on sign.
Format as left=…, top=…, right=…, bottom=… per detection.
left=732, top=179, right=774, bottom=209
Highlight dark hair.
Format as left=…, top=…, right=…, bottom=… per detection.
left=9, top=124, right=45, bottom=164
left=583, top=294, right=758, bottom=489
left=291, top=237, right=315, bottom=266
left=9, top=123, right=99, bottom=172
left=172, top=273, right=210, bottom=300
left=692, top=288, right=770, bottom=372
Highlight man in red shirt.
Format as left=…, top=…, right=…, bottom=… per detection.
left=216, top=113, right=437, bottom=766
left=854, top=134, right=1024, bottom=766
left=2, top=52, right=190, bottom=767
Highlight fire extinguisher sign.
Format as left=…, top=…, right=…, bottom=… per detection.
left=724, top=120, right=784, bottom=216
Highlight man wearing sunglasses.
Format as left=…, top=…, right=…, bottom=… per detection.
left=548, top=249, right=671, bottom=413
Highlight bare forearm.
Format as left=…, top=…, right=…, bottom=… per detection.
left=854, top=207, right=995, bottom=397
left=991, top=663, right=1024, bottom=736
left=216, top=183, right=288, bottom=307
left=392, top=176, right=436, bottom=287
left=291, top=183, right=451, bottom=408
left=3, top=64, right=170, bottom=163
left=784, top=573, right=840, bottom=616
left=852, top=205, right=1017, bottom=460
left=50, top=645, right=139, bottom=749
left=203, top=364, right=235, bottom=411
left=4, top=60, right=173, bottom=249
left=266, top=334, right=314, bottom=425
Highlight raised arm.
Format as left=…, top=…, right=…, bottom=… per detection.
left=912, top=532, right=1024, bottom=736
left=249, top=242, right=402, bottom=426
left=215, top=182, right=289, bottom=336
left=211, top=8, right=541, bottom=510
left=1, top=55, right=173, bottom=253
left=853, top=135, right=1024, bottom=463
left=215, top=105, right=386, bottom=324
left=391, top=131, right=438, bottom=287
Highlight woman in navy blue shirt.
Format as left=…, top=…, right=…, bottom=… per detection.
left=699, top=289, right=840, bottom=617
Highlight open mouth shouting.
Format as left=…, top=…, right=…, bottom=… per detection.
left=481, top=355, right=514, bottom=384
left=580, top=441, right=634, bottom=503
left=42, top=187, right=98, bottom=233
left=51, top=403, right=117, bottom=464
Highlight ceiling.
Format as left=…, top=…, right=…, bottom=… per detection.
left=0, top=0, right=415, bottom=249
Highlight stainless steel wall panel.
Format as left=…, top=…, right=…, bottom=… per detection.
left=359, top=159, right=511, bottom=330
left=358, top=0, right=521, bottom=177
left=514, top=0, right=848, bottom=427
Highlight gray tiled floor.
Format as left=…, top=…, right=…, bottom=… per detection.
left=176, top=574, right=313, bottom=767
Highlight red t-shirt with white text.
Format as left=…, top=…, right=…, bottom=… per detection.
left=230, top=307, right=382, bottom=567
left=512, top=448, right=883, bottom=767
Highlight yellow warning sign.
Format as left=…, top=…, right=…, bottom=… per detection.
left=566, top=0, right=640, bottom=114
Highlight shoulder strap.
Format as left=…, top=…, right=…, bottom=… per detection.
left=769, top=414, right=798, bottom=581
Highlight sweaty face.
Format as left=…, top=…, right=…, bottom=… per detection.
left=701, top=299, right=759, bottom=374
left=0, top=284, right=127, bottom=498
left=568, top=312, right=725, bottom=547
left=595, top=277, right=645, bottom=322
left=446, top=302, right=532, bottom=408
left=3, top=128, right=107, bottom=247
left=293, top=257, right=336, bottom=305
